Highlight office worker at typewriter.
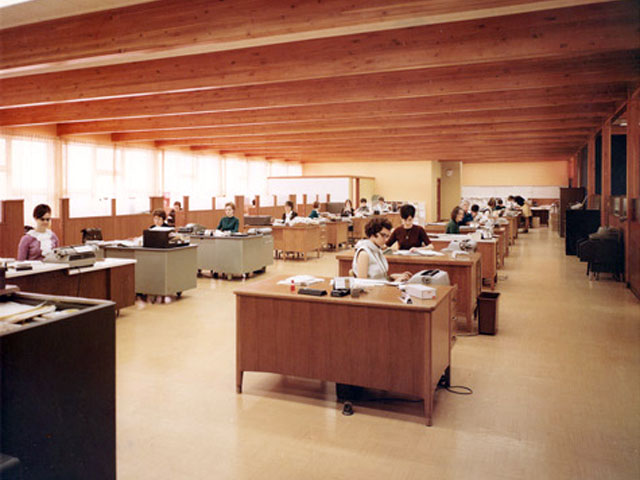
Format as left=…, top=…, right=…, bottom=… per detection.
left=150, top=208, right=170, bottom=228
left=17, top=204, right=59, bottom=260
left=217, top=202, right=240, bottom=232
left=385, top=204, right=432, bottom=251
left=282, top=200, right=298, bottom=224
left=353, top=218, right=411, bottom=282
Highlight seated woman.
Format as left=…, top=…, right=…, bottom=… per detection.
left=217, top=202, right=240, bottom=232
left=308, top=201, right=320, bottom=219
left=167, top=200, right=181, bottom=226
left=353, top=217, right=411, bottom=282
left=17, top=204, right=59, bottom=261
left=385, top=204, right=432, bottom=251
left=150, top=208, right=170, bottom=228
left=282, top=200, right=298, bottom=224
left=446, top=206, right=464, bottom=234
left=355, top=198, right=371, bottom=215
left=341, top=199, right=354, bottom=217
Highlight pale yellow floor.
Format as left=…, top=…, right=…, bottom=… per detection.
left=115, top=228, right=640, bottom=480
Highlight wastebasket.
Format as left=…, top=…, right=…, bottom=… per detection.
left=532, top=216, right=541, bottom=228
left=477, top=291, right=500, bottom=335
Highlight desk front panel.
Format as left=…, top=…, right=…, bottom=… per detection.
left=191, top=235, right=273, bottom=274
left=105, top=246, right=197, bottom=295
left=235, top=279, right=453, bottom=425
left=430, top=240, right=497, bottom=289
left=323, top=222, right=349, bottom=249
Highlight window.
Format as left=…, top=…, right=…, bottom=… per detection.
left=115, top=146, right=160, bottom=214
left=247, top=159, right=270, bottom=197
left=224, top=156, right=248, bottom=196
left=8, top=137, right=57, bottom=220
left=65, top=142, right=114, bottom=217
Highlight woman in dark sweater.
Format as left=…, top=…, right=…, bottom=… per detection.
left=446, top=206, right=464, bottom=234
left=217, top=202, right=239, bottom=232
left=385, top=204, right=432, bottom=251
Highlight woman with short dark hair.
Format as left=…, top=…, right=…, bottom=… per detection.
left=151, top=208, right=169, bottom=228
left=385, top=204, right=431, bottom=251
left=309, top=201, right=320, bottom=219
left=17, top=204, right=59, bottom=260
left=353, top=217, right=411, bottom=281
left=282, top=200, right=298, bottom=223
left=446, top=206, right=464, bottom=234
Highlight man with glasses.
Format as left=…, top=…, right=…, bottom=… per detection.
left=17, top=204, right=59, bottom=260
left=352, top=217, right=411, bottom=282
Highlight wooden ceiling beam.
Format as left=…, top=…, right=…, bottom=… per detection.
left=3, top=53, right=637, bottom=126
left=113, top=118, right=601, bottom=142
left=58, top=100, right=618, bottom=135
left=0, top=0, right=620, bottom=75
left=1, top=3, right=637, bottom=107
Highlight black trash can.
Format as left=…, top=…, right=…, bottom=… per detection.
left=477, top=291, right=500, bottom=335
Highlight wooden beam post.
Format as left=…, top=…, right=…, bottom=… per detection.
left=602, top=120, right=612, bottom=226
left=234, top=195, right=245, bottom=231
left=587, top=136, right=596, bottom=197
left=626, top=98, right=639, bottom=287
left=59, top=198, right=70, bottom=246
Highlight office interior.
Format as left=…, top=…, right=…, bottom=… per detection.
left=0, top=1, right=639, bottom=479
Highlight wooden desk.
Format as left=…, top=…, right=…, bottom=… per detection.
left=350, top=217, right=368, bottom=240
left=336, top=250, right=481, bottom=332
left=271, top=225, right=321, bottom=260
left=321, top=221, right=349, bottom=250
left=103, top=245, right=197, bottom=296
left=428, top=234, right=498, bottom=290
left=383, top=212, right=402, bottom=228
left=494, top=227, right=508, bottom=259
left=5, top=258, right=136, bottom=311
left=531, top=207, right=550, bottom=225
left=425, top=223, right=476, bottom=234
left=235, top=276, right=455, bottom=426
left=190, top=233, right=273, bottom=278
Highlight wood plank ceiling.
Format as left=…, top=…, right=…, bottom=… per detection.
left=0, top=0, right=638, bottom=163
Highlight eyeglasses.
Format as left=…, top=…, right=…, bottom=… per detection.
left=377, top=231, right=390, bottom=239
left=39, top=217, right=52, bottom=222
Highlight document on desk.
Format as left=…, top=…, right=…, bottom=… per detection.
left=277, top=275, right=323, bottom=286
left=0, top=301, right=56, bottom=323
left=414, top=249, right=445, bottom=256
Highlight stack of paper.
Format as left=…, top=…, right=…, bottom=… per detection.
left=277, top=275, right=323, bottom=286
left=0, top=301, right=56, bottom=323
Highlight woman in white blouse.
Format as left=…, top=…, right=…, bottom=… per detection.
left=352, top=217, right=411, bottom=281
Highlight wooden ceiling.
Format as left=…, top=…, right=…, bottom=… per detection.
left=0, top=0, right=638, bottom=163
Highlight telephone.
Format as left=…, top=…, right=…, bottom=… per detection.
left=406, top=269, right=450, bottom=286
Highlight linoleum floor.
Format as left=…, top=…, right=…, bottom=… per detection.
left=116, top=227, right=640, bottom=480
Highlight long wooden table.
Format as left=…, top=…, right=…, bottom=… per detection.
left=428, top=234, right=498, bottom=289
left=425, top=223, right=476, bottom=234
left=336, top=250, right=481, bottom=332
left=271, top=224, right=321, bottom=259
left=234, top=275, right=455, bottom=426
left=5, top=258, right=136, bottom=311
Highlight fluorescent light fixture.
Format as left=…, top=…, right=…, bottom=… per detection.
left=0, top=0, right=34, bottom=8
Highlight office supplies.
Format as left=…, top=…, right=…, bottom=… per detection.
left=297, top=288, right=327, bottom=296
left=405, top=284, right=437, bottom=299
left=277, top=275, right=323, bottom=286
left=44, top=245, right=98, bottom=268
left=143, top=227, right=189, bottom=248
left=177, top=223, right=206, bottom=234
left=81, top=227, right=103, bottom=243
left=406, top=269, right=450, bottom=286
left=331, top=288, right=350, bottom=297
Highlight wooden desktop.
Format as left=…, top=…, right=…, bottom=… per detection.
left=234, top=275, right=455, bottom=426
left=336, top=250, right=481, bottom=332
left=5, top=258, right=136, bottom=312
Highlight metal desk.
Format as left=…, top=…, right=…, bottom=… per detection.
left=103, top=245, right=197, bottom=296
left=189, top=234, right=273, bottom=279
